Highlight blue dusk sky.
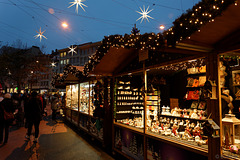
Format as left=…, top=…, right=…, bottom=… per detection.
left=0, top=0, right=201, bottom=54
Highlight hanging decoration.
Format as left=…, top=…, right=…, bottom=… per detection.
left=51, top=64, right=85, bottom=87
left=34, top=27, right=47, bottom=42
left=68, top=45, right=77, bottom=55
left=136, top=5, right=154, bottom=23
left=51, top=62, right=56, bottom=67
left=68, top=0, right=87, bottom=14
left=163, top=0, right=236, bottom=46
left=83, top=0, right=236, bottom=76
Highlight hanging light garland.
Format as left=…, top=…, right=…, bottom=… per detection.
left=51, top=64, right=85, bottom=87
left=83, top=0, right=236, bottom=76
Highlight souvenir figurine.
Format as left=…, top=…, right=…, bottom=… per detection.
left=229, top=145, right=239, bottom=154
left=161, top=105, right=166, bottom=115
left=190, top=122, right=195, bottom=128
left=171, top=107, right=177, bottom=116
left=190, top=109, right=198, bottom=119
left=165, top=129, right=172, bottom=136
left=184, top=126, right=192, bottom=139
left=166, top=106, right=171, bottom=115
left=172, top=124, right=178, bottom=136
left=182, top=108, right=189, bottom=118
left=195, top=136, right=201, bottom=142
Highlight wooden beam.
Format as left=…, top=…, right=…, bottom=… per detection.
left=206, top=52, right=221, bottom=160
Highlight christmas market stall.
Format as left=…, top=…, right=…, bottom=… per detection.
left=83, top=0, right=240, bottom=159
left=52, top=64, right=112, bottom=148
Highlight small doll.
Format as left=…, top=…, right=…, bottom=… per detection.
left=190, top=109, right=198, bottom=119
left=184, top=126, right=192, bottom=138
left=172, top=124, right=178, bottom=136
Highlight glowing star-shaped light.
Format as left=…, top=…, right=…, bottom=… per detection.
left=68, top=0, right=87, bottom=14
left=34, top=27, right=47, bottom=42
left=136, top=5, right=154, bottom=23
left=51, top=62, right=56, bottom=67
left=68, top=45, right=77, bottom=55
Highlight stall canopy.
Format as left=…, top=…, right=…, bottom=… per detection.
left=52, top=65, right=85, bottom=88
left=89, top=47, right=137, bottom=76
left=178, top=2, right=240, bottom=53
left=84, top=0, right=239, bottom=76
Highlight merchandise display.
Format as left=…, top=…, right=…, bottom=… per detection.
left=66, top=84, right=79, bottom=110
left=115, top=79, right=144, bottom=129
left=79, top=82, right=89, bottom=114
left=89, top=81, right=97, bottom=116
left=114, top=63, right=209, bottom=149
left=71, top=84, right=79, bottom=110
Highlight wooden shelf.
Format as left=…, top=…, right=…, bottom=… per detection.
left=146, top=131, right=208, bottom=157
left=159, top=114, right=206, bottom=121
left=114, top=122, right=144, bottom=135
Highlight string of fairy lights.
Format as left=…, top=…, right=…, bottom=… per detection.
left=83, top=0, right=238, bottom=76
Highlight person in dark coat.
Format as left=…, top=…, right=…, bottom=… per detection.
left=0, top=93, right=14, bottom=144
left=25, top=91, right=42, bottom=143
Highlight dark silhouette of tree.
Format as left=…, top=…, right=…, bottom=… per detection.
left=0, top=44, right=49, bottom=93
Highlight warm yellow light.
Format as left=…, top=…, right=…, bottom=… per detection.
left=62, top=22, right=69, bottom=28
left=159, top=25, right=165, bottom=30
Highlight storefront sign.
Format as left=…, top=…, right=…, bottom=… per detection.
left=139, top=49, right=148, bottom=62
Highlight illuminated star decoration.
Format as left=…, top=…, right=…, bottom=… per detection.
left=34, top=27, right=47, bottom=42
left=136, top=5, right=154, bottom=23
left=51, top=62, right=56, bottom=67
left=68, top=45, right=77, bottom=55
left=68, top=0, right=87, bottom=14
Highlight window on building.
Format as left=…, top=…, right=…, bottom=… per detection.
left=63, top=52, right=66, bottom=57
left=64, top=60, right=66, bottom=64
left=84, top=57, right=87, bottom=64
left=89, top=48, right=92, bottom=54
left=80, top=57, right=82, bottom=64
left=67, top=59, right=69, bottom=64
left=60, top=53, right=63, bottom=57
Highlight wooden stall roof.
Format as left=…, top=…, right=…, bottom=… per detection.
left=62, top=65, right=84, bottom=83
left=178, top=3, right=240, bottom=53
left=88, top=2, right=240, bottom=76
left=89, top=47, right=137, bottom=76
left=54, top=74, right=66, bottom=89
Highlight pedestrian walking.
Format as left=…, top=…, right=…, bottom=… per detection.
left=51, top=94, right=61, bottom=121
left=0, top=93, right=14, bottom=144
left=25, top=91, right=42, bottom=143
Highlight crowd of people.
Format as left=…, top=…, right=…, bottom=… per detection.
left=0, top=91, right=63, bottom=145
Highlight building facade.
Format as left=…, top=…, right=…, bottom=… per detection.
left=52, top=42, right=101, bottom=74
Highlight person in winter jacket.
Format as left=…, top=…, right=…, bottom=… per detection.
left=0, top=93, right=14, bottom=144
left=51, top=94, right=61, bottom=121
left=25, top=91, right=42, bottom=143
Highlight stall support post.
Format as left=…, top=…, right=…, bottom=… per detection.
left=78, top=83, right=80, bottom=126
left=103, top=77, right=112, bottom=149
left=111, top=77, right=116, bottom=153
left=143, top=62, right=147, bottom=160
left=206, top=52, right=221, bottom=160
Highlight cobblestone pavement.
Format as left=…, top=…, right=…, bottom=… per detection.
left=0, top=105, right=114, bottom=160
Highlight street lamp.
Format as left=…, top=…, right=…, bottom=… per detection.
left=62, top=22, right=69, bottom=29
left=159, top=25, right=165, bottom=30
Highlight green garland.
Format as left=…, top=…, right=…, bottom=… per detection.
left=51, top=64, right=84, bottom=87
left=83, top=0, right=236, bottom=76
